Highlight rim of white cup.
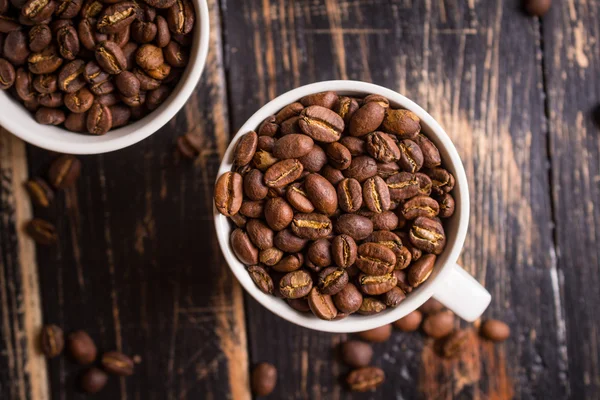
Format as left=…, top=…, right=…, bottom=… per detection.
left=0, top=0, right=210, bottom=155
left=214, top=81, right=470, bottom=333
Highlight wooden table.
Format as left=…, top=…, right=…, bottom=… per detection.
left=1, top=0, right=598, bottom=398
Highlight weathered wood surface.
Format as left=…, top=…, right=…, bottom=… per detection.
left=0, top=0, right=598, bottom=399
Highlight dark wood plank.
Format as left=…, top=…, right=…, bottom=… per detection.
left=0, top=130, right=49, bottom=400
left=224, top=0, right=567, bottom=398
left=543, top=1, right=600, bottom=398
left=16, top=0, right=250, bottom=398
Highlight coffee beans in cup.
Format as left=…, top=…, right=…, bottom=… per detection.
left=0, top=0, right=196, bottom=135
left=215, top=91, right=457, bottom=321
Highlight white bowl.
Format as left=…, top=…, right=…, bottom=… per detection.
left=215, top=81, right=472, bottom=333
left=0, top=0, right=210, bottom=155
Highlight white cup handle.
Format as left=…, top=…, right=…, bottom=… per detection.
left=432, top=264, right=491, bottom=322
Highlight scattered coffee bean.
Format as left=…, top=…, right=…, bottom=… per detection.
left=480, top=319, right=510, bottom=342
left=40, top=324, right=64, bottom=358
left=25, top=177, right=54, bottom=207
left=177, top=132, right=203, bottom=159
left=80, top=367, right=108, bottom=394
left=422, top=310, right=455, bottom=339
left=251, top=362, right=277, bottom=397
left=340, top=341, right=373, bottom=368
left=346, top=366, right=385, bottom=392
left=68, top=330, right=97, bottom=365
left=393, top=310, right=423, bottom=332
left=419, top=298, right=444, bottom=314
left=101, top=351, right=134, bottom=376
left=26, top=218, right=58, bottom=245
left=525, top=0, right=551, bottom=17
left=357, top=324, right=392, bottom=342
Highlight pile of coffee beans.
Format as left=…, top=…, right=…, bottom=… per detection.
left=0, top=0, right=195, bottom=134
left=214, top=91, right=457, bottom=320
left=40, top=324, right=137, bottom=393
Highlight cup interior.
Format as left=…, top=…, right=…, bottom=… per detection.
left=214, top=81, right=469, bottom=333
left=0, top=0, right=210, bottom=155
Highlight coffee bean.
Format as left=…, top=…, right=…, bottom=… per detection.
left=436, top=192, right=455, bottom=218
left=80, top=0, right=103, bottom=18
left=271, top=252, right=302, bottom=272
left=40, top=324, right=64, bottom=358
left=56, top=25, right=79, bottom=60
left=248, top=265, right=274, bottom=294
left=442, top=329, right=469, bottom=358
left=275, top=102, right=303, bottom=124
left=28, top=24, right=51, bottom=52
left=272, top=133, right=313, bottom=159
left=15, top=68, right=35, bottom=101
left=334, top=214, right=373, bottom=240
left=251, top=362, right=277, bottom=397
left=21, top=0, right=56, bottom=23
left=167, top=0, right=194, bottom=35
left=382, top=109, right=420, bottom=139
left=87, top=102, right=112, bottom=134
left=525, top=0, right=551, bottom=16
left=326, top=142, right=351, bottom=170
left=285, top=182, right=314, bottom=213
left=363, top=176, right=390, bottom=213
left=366, top=131, right=400, bottom=163
left=132, top=20, right=157, bottom=43
left=264, top=197, right=293, bottom=231
left=80, top=368, right=108, bottom=394
left=241, top=201, right=264, bottom=219
left=382, top=286, right=406, bottom=307
left=68, top=330, right=97, bottom=365
left=109, top=104, right=131, bottom=127
left=393, top=310, right=422, bottom=331
left=358, top=324, right=392, bottom=342
left=258, top=247, right=282, bottom=266
left=101, top=351, right=134, bottom=376
left=163, top=40, right=188, bottom=67
left=355, top=243, right=395, bottom=275
left=55, top=0, right=82, bottom=19
left=415, top=133, right=441, bottom=168
left=419, top=298, right=444, bottom=314
left=346, top=366, right=385, bottom=392
left=336, top=178, right=362, bottom=213
left=340, top=341, right=372, bottom=368
left=300, top=90, right=337, bottom=109
left=25, top=178, right=54, bottom=207
left=274, top=229, right=307, bottom=253
left=246, top=219, right=274, bottom=250
left=146, top=84, right=169, bottom=110
left=321, top=165, right=345, bottom=186
left=318, top=267, right=348, bottom=295
left=357, top=272, right=397, bottom=296
left=332, top=282, right=362, bottom=314
left=176, top=132, right=202, bottom=158
left=409, top=217, right=446, bottom=254
left=426, top=167, right=455, bottom=195
left=155, top=15, right=170, bottom=47
left=365, top=231, right=408, bottom=270
left=77, top=18, right=100, bottom=50
left=97, top=1, right=136, bottom=33
left=306, top=238, right=331, bottom=268
left=408, top=254, right=436, bottom=286
left=0, top=15, right=20, bottom=33
left=307, top=287, right=337, bottom=320
left=357, top=297, right=386, bottom=315
left=298, top=145, right=327, bottom=172
left=287, top=297, right=310, bottom=312
left=64, top=87, right=94, bottom=113
left=38, top=93, right=64, bottom=108
left=422, top=310, right=454, bottom=339
left=393, top=269, right=413, bottom=293
left=95, top=40, right=126, bottom=74
left=230, top=228, right=259, bottom=265
left=339, top=136, right=366, bottom=156
left=257, top=136, right=275, bottom=152
left=291, top=212, right=332, bottom=240
left=279, top=270, right=312, bottom=299
left=65, top=111, right=88, bottom=132
left=214, top=172, right=244, bottom=217
left=252, top=149, right=278, bottom=171
left=343, top=155, right=377, bottom=182
left=143, top=0, right=175, bottom=9
left=48, top=154, right=81, bottom=189
left=402, top=195, right=439, bottom=220
left=32, top=73, right=57, bottom=94
left=377, top=161, right=400, bottom=178
left=243, top=169, right=268, bottom=201
left=334, top=96, right=359, bottom=124
left=398, top=139, right=424, bottom=173
left=0, top=57, right=15, bottom=89
left=480, top=319, right=510, bottom=342
left=368, top=210, right=399, bottom=231
left=114, top=70, right=139, bottom=97
left=299, top=105, right=344, bottom=143
left=349, top=102, right=385, bottom=137
left=133, top=67, right=160, bottom=90
left=264, top=159, right=303, bottom=188
left=304, top=173, right=337, bottom=215
left=331, top=234, right=357, bottom=269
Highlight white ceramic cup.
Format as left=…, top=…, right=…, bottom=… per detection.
left=0, top=0, right=210, bottom=155
left=214, top=80, right=491, bottom=333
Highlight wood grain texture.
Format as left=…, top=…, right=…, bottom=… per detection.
left=543, top=0, right=600, bottom=398
left=0, top=130, right=49, bottom=400
left=224, top=0, right=567, bottom=398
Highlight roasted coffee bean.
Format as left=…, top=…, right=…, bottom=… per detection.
left=363, top=176, right=390, bottom=213
left=298, top=145, right=327, bottom=172
left=77, top=18, right=101, bottom=51
left=334, top=214, right=373, bottom=240
left=280, top=115, right=301, bottom=135
left=343, top=155, right=377, bottom=182
left=214, top=171, right=243, bottom=216
left=28, top=24, right=51, bottom=52
left=15, top=68, right=35, bottom=102
left=386, top=172, right=420, bottom=201
left=247, top=265, right=273, bottom=294
left=264, top=197, right=293, bottom=231
left=25, top=178, right=54, bottom=207
left=259, top=247, right=284, bottom=266
left=32, top=74, right=56, bottom=94
left=308, top=287, right=337, bottom=320
left=264, top=159, right=303, bottom=188
left=346, top=366, right=385, bottom=392
left=272, top=133, right=313, bottom=160
left=334, top=96, right=359, bottom=124
left=80, top=368, right=108, bottom=394
left=176, top=132, right=202, bottom=158
left=525, top=0, right=551, bottom=17
left=274, top=228, right=307, bottom=253
left=426, top=167, right=455, bottom=194
left=358, top=297, right=386, bottom=315
left=331, top=234, right=357, bottom=269
left=382, top=286, right=406, bottom=307
left=355, top=243, right=395, bottom=275
left=121, top=40, right=138, bottom=65
left=109, top=104, right=130, bottom=128
left=279, top=270, right=312, bottom=299
left=121, top=91, right=146, bottom=107
left=398, top=139, right=424, bottom=173
left=87, top=102, right=112, bottom=134
left=0, top=16, right=20, bottom=33
left=252, top=149, right=278, bottom=171
left=131, top=20, right=157, bottom=43
left=402, top=195, right=439, bottom=220
left=64, top=87, right=94, bottom=113
left=101, top=351, right=134, bottom=376
left=0, top=59, right=16, bottom=89
left=285, top=182, right=314, bottom=212
left=96, top=1, right=136, bottom=33
left=365, top=230, right=409, bottom=270
left=300, top=90, right=337, bottom=109
left=95, top=40, right=126, bottom=74
left=243, top=169, right=268, bottom=201
left=230, top=228, right=258, bottom=265
left=408, top=253, right=435, bottom=286
left=422, top=310, right=454, bottom=339
left=291, top=212, right=332, bottom=240
left=358, top=324, right=392, bottom=342
left=68, top=330, right=97, bottom=365
left=349, top=102, right=385, bottom=137
left=393, top=310, right=423, bottom=331
left=366, top=131, right=400, bottom=163
left=397, top=231, right=422, bottom=261
left=135, top=43, right=163, bottom=71
left=415, top=133, right=441, bottom=168
left=306, top=238, right=331, bottom=268
left=393, top=269, right=413, bottom=293
left=364, top=94, right=389, bottom=108
left=146, top=84, right=169, bottom=110
left=331, top=282, right=361, bottom=314
left=246, top=219, right=273, bottom=250
left=318, top=267, right=348, bottom=295
left=368, top=210, right=399, bottom=231
left=251, top=363, right=277, bottom=397
left=35, top=107, right=65, bottom=124
left=480, top=319, right=510, bottom=342
left=21, top=0, right=56, bottom=23
left=97, top=92, right=119, bottom=106
left=419, top=298, right=444, bottom=314
left=358, top=272, right=397, bottom=295
left=275, top=102, right=303, bottom=124
left=155, top=15, right=170, bottom=46
left=41, top=324, right=64, bottom=358
left=167, top=0, right=194, bottom=35
left=304, top=173, right=337, bottom=215
left=4, top=30, right=29, bottom=66
left=436, top=192, right=455, bottom=218
left=257, top=136, right=275, bottom=152
left=28, top=45, right=63, bottom=74
left=377, top=161, right=400, bottom=179
left=271, top=252, right=302, bottom=272
left=83, top=60, right=106, bottom=84
left=257, top=115, right=278, bottom=137
left=442, top=329, right=469, bottom=358
left=409, top=217, right=446, bottom=254
left=55, top=0, right=82, bottom=18
left=337, top=178, right=362, bottom=212
left=339, top=136, right=366, bottom=156
left=48, top=154, right=80, bottom=189
left=325, top=142, right=351, bottom=170
left=26, top=218, right=57, bottom=244
left=114, top=70, right=140, bottom=97
left=321, top=165, right=345, bottom=186
left=38, top=92, right=64, bottom=108
left=163, top=39, right=187, bottom=67
left=340, top=341, right=373, bottom=368
left=382, top=109, right=420, bottom=139
left=56, top=25, right=79, bottom=60
left=80, top=0, right=103, bottom=18
left=299, top=105, right=344, bottom=143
